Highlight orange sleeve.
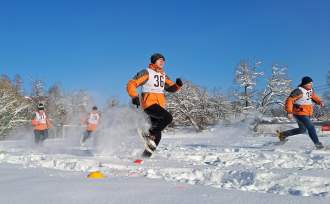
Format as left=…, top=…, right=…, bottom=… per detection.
left=31, top=119, right=38, bottom=126
left=165, top=76, right=180, bottom=93
left=311, top=92, right=322, bottom=105
left=285, top=88, right=303, bottom=113
left=127, top=70, right=149, bottom=98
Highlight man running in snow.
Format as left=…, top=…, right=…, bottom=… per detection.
left=127, top=53, right=183, bottom=157
left=31, top=103, right=52, bottom=145
left=80, top=106, right=101, bottom=146
left=277, top=76, right=325, bottom=149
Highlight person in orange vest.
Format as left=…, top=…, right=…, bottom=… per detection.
left=127, top=53, right=183, bottom=157
left=80, top=106, right=101, bottom=146
left=277, top=76, right=325, bottom=149
left=31, top=103, right=52, bottom=145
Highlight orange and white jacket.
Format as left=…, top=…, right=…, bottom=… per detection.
left=84, top=111, right=100, bottom=132
left=285, top=87, right=323, bottom=116
left=127, top=64, right=181, bottom=109
left=31, top=111, right=52, bottom=131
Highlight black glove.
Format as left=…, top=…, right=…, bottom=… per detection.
left=132, top=96, right=140, bottom=108
left=176, top=78, right=183, bottom=87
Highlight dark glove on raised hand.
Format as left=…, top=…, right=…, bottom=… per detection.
left=176, top=78, right=183, bottom=87
left=132, top=96, right=140, bottom=108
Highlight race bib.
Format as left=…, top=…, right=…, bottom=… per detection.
left=142, top=68, right=166, bottom=93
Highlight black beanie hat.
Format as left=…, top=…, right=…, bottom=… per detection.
left=37, top=103, right=45, bottom=110
left=300, top=76, right=313, bottom=86
left=150, top=53, right=165, bottom=64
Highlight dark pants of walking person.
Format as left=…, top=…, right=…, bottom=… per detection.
left=281, top=115, right=321, bottom=145
left=34, top=129, right=49, bottom=145
left=81, top=130, right=93, bottom=143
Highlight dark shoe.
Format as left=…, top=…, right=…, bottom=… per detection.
left=142, top=150, right=152, bottom=158
left=276, top=130, right=287, bottom=142
left=315, top=143, right=324, bottom=150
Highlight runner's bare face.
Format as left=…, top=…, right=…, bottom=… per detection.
left=303, top=82, right=313, bottom=90
left=155, top=58, right=165, bottom=69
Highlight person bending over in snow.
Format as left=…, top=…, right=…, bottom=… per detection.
left=127, top=53, right=183, bottom=158
left=80, top=106, right=101, bottom=146
left=31, top=103, right=52, bottom=145
left=277, top=76, right=325, bottom=149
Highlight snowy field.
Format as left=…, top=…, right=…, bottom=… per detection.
left=1, top=123, right=330, bottom=203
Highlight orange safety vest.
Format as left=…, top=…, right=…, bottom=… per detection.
left=31, top=111, right=50, bottom=131
left=86, top=112, right=100, bottom=132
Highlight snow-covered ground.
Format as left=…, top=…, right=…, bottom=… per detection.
left=1, top=123, right=330, bottom=203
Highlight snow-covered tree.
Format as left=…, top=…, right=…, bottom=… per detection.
left=62, top=90, right=93, bottom=125
left=323, top=70, right=330, bottom=106
left=227, top=89, right=245, bottom=119
left=166, top=81, right=203, bottom=131
left=31, top=79, right=47, bottom=104
left=166, top=80, right=227, bottom=131
left=31, top=79, right=45, bottom=97
left=13, top=74, right=24, bottom=95
left=258, top=64, right=292, bottom=115
left=209, top=88, right=233, bottom=121
left=317, top=69, right=330, bottom=120
left=47, top=84, right=67, bottom=126
left=0, top=77, right=32, bottom=138
left=234, top=60, right=263, bottom=109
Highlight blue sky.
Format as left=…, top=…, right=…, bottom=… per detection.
left=0, top=0, right=329, bottom=104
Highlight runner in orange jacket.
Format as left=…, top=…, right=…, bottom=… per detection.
left=80, top=106, right=101, bottom=146
left=277, top=76, right=325, bottom=149
left=31, top=103, right=52, bottom=145
left=127, top=53, right=183, bottom=157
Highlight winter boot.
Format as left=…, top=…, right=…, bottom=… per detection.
left=315, top=142, right=324, bottom=150
left=276, top=130, right=287, bottom=142
left=141, top=150, right=152, bottom=158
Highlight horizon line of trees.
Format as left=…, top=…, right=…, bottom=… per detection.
left=1, top=61, right=330, bottom=137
